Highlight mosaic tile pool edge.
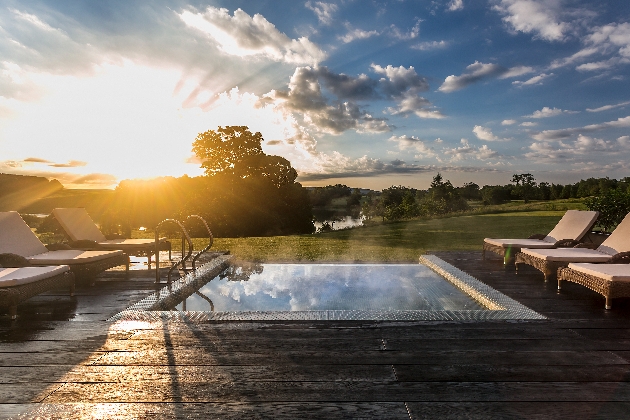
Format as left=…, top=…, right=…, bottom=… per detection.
left=110, top=254, right=545, bottom=322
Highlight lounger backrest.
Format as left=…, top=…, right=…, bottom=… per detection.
left=545, top=210, right=600, bottom=243
left=597, top=213, right=630, bottom=255
left=52, top=208, right=107, bottom=242
left=0, top=211, right=49, bottom=257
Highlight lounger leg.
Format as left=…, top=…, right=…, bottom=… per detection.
left=125, top=257, right=130, bottom=279
left=147, top=254, right=152, bottom=270
left=9, top=305, right=17, bottom=320
left=605, top=296, right=612, bottom=310
left=557, top=278, right=562, bottom=291
left=482, top=248, right=485, bottom=261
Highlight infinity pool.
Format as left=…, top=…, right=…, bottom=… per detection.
left=113, top=255, right=545, bottom=322
left=174, top=263, right=484, bottom=312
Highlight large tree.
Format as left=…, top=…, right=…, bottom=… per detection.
left=192, top=126, right=297, bottom=187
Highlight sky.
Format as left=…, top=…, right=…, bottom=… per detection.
left=0, top=0, right=629, bottom=190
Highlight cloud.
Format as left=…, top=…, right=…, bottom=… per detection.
left=305, top=1, right=338, bottom=25
left=447, top=0, right=464, bottom=12
left=22, top=157, right=87, bottom=167
left=512, top=73, right=553, bottom=86
left=268, top=66, right=391, bottom=134
left=502, top=119, right=517, bottom=125
left=411, top=40, right=449, bottom=51
left=443, top=139, right=500, bottom=162
left=532, top=115, right=630, bottom=140
left=586, top=22, right=630, bottom=59
left=49, top=160, right=88, bottom=168
left=388, top=135, right=436, bottom=157
left=524, top=106, right=578, bottom=118
left=23, top=157, right=52, bottom=164
left=576, top=57, right=621, bottom=72
left=473, top=125, right=509, bottom=141
left=493, top=0, right=568, bottom=42
left=549, top=47, right=600, bottom=70
left=520, top=121, right=537, bottom=126
left=179, top=7, right=326, bottom=65
left=339, top=25, right=380, bottom=43
left=526, top=133, right=630, bottom=162
left=388, top=21, right=421, bottom=40
left=587, top=101, right=630, bottom=113
left=498, top=65, right=535, bottom=79
left=439, top=62, right=506, bottom=92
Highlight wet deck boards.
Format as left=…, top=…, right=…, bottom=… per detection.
left=2, top=251, right=630, bottom=419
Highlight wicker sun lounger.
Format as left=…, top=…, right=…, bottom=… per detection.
left=52, top=208, right=171, bottom=268
left=483, top=210, right=599, bottom=265
left=0, top=265, right=74, bottom=319
left=0, top=211, right=129, bottom=283
left=558, top=261, right=630, bottom=310
left=515, top=213, right=630, bottom=282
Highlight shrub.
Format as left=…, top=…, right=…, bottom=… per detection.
left=585, top=189, right=630, bottom=232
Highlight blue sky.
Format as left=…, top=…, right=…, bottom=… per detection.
left=0, top=0, right=629, bottom=189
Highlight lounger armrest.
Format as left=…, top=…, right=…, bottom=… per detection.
left=528, top=234, right=546, bottom=240
left=105, top=233, right=124, bottom=240
left=68, top=240, right=103, bottom=250
left=610, top=252, right=630, bottom=264
left=553, top=239, right=580, bottom=248
left=574, top=243, right=598, bottom=249
left=0, top=253, right=32, bottom=267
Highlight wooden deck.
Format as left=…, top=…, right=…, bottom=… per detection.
left=2, top=251, right=630, bottom=419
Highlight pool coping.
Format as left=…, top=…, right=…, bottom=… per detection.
left=109, top=254, right=545, bottom=322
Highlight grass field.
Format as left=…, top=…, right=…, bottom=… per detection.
left=207, top=210, right=568, bottom=262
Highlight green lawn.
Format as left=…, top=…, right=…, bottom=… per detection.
left=207, top=210, right=567, bottom=262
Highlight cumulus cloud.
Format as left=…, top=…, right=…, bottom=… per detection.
left=586, top=23, right=630, bottom=59
left=512, top=73, right=553, bottom=86
left=502, top=119, right=518, bottom=125
left=443, top=139, right=500, bottom=162
left=388, top=135, right=436, bottom=157
left=532, top=115, right=630, bottom=140
left=447, top=0, right=464, bottom=12
left=305, top=1, right=338, bottom=25
left=524, top=106, right=578, bottom=118
left=493, top=0, right=568, bottom=42
left=549, top=47, right=600, bottom=70
left=22, top=157, right=87, bottom=167
left=526, top=133, right=630, bottom=162
left=520, top=121, right=537, bottom=126
left=587, top=101, right=630, bottom=113
left=473, top=125, right=509, bottom=141
left=265, top=64, right=442, bottom=134
left=179, top=7, right=326, bottom=65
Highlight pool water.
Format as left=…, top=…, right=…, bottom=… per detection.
left=173, top=263, right=484, bottom=312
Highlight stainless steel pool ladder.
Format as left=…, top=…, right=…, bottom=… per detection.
left=154, top=218, right=193, bottom=284
left=183, top=215, right=214, bottom=271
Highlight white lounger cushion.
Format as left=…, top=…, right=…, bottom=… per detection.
left=52, top=208, right=107, bottom=242
left=0, top=212, right=49, bottom=257
left=520, top=247, right=612, bottom=263
left=0, top=211, right=122, bottom=264
left=0, top=265, right=70, bottom=288
left=568, top=263, right=630, bottom=283
left=52, top=208, right=166, bottom=250
left=484, top=238, right=561, bottom=249
left=545, top=210, right=599, bottom=243
left=596, top=213, right=630, bottom=256
left=27, top=249, right=123, bottom=265
left=484, top=210, right=599, bottom=249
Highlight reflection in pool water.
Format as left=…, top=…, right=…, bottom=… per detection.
left=174, top=263, right=484, bottom=312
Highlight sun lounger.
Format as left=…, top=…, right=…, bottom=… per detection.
left=515, top=213, right=630, bottom=281
left=0, top=265, right=74, bottom=319
left=483, top=210, right=599, bottom=264
left=52, top=208, right=171, bottom=267
left=558, top=262, right=630, bottom=310
left=0, top=211, right=128, bottom=282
